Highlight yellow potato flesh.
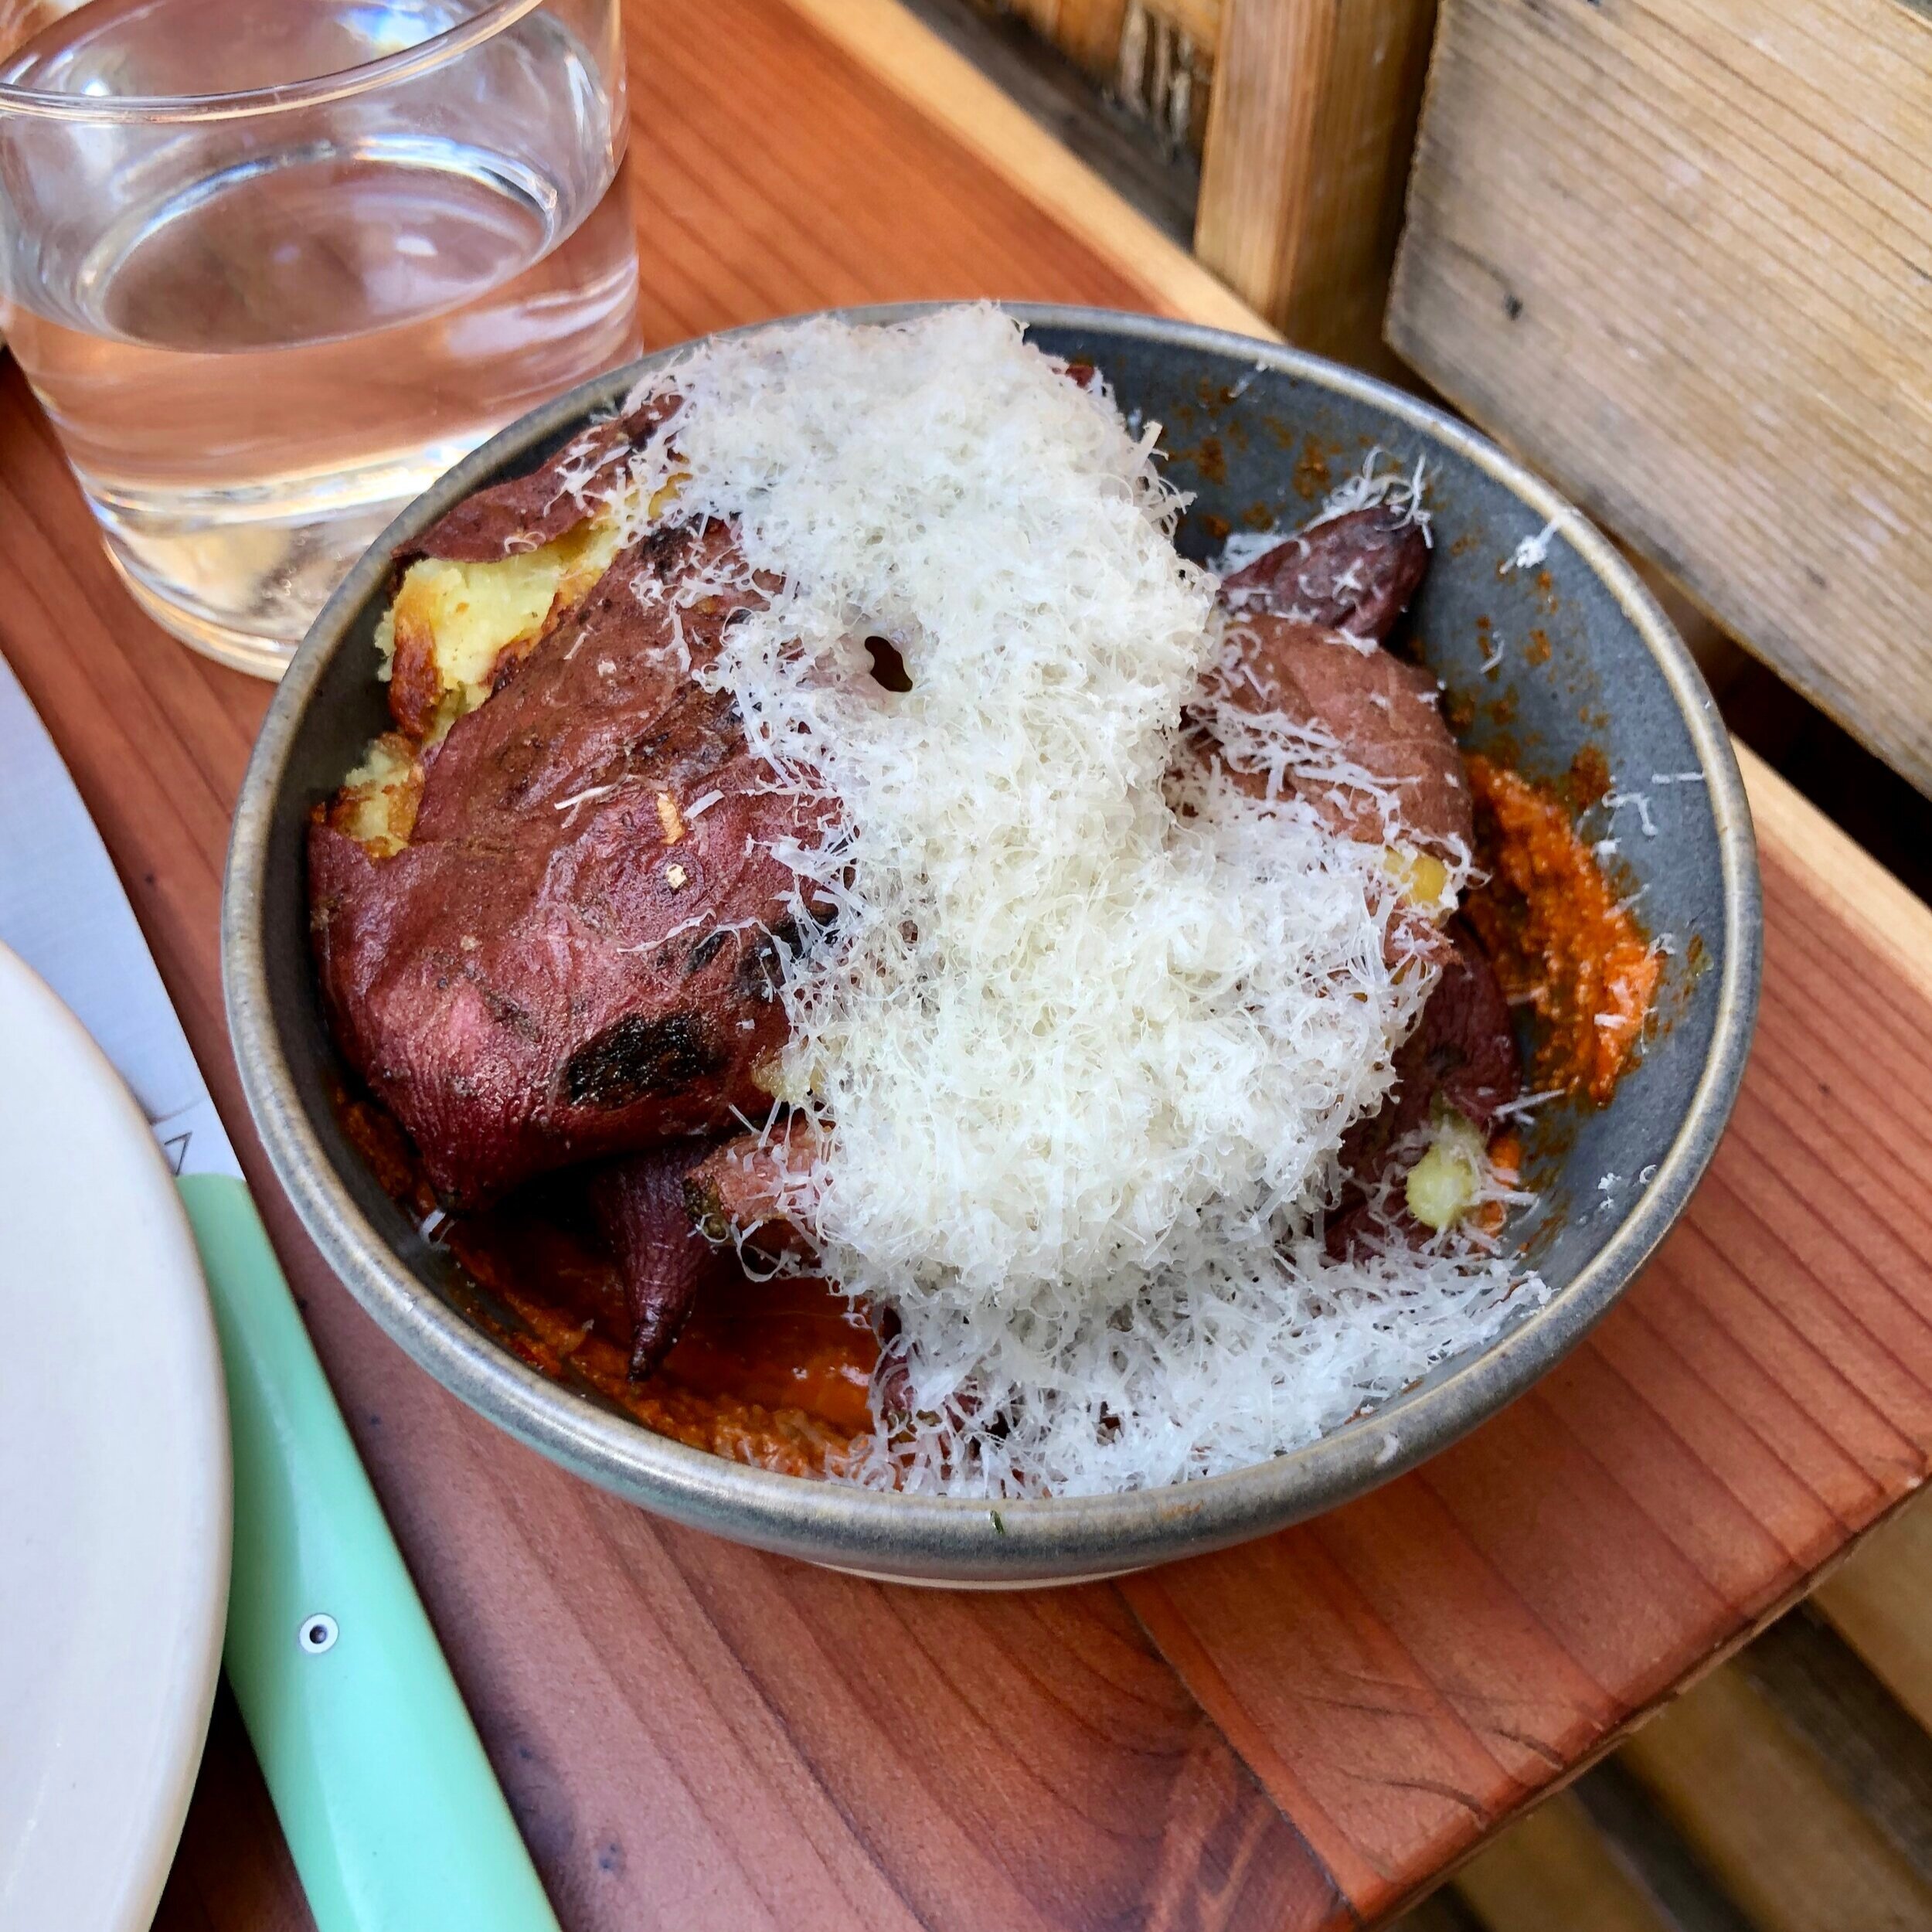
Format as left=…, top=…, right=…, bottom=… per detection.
left=335, top=733, right=422, bottom=858
left=1405, top=1107, right=1488, bottom=1231
left=376, top=505, right=628, bottom=737
left=1384, top=843, right=1451, bottom=913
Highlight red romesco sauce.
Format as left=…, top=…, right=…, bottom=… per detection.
left=1463, top=754, right=1660, bottom=1104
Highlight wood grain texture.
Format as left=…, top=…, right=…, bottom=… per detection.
left=1006, top=0, right=1131, bottom=75
left=1195, top=0, right=1436, bottom=366
left=1731, top=1607, right=1932, bottom=1886
left=1814, top=1489, right=1932, bottom=1734
left=4, top=2, right=1930, bottom=1927
left=1386, top=0, right=1932, bottom=792
left=785, top=0, right=1272, bottom=338
left=1450, top=1790, right=1675, bottom=1932
left=1144, top=0, right=1225, bottom=47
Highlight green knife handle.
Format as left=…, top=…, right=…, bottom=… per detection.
left=179, top=1173, right=563, bottom=1932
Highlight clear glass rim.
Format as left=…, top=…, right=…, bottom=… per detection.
left=0, top=0, right=549, bottom=122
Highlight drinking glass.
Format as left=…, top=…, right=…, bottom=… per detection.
left=0, top=0, right=642, bottom=677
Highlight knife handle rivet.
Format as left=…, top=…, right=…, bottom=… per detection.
left=299, top=1613, right=339, bottom=1655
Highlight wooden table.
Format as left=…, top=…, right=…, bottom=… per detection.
left=5, top=2, right=1928, bottom=1924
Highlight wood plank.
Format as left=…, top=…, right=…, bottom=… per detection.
left=1450, top=1790, right=1678, bottom=1932
left=1005, top=0, right=1130, bottom=76
left=1393, top=1891, right=1489, bottom=1932
left=782, top=0, right=1270, bottom=337
left=1737, top=743, right=1932, bottom=998
left=1144, top=0, right=1224, bottom=47
left=1813, top=1489, right=1932, bottom=1734
left=1569, top=1761, right=1760, bottom=1932
left=1194, top=0, right=1437, bottom=367
left=1731, top=1607, right=1932, bottom=1886
left=1617, top=1665, right=1932, bottom=1932
left=901, top=0, right=1202, bottom=243
left=1386, top=0, right=1932, bottom=792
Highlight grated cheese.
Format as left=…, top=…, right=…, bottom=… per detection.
left=612, top=307, right=1533, bottom=1498
left=1492, top=1087, right=1564, bottom=1122
left=1502, top=515, right=1563, bottom=574
left=1601, top=789, right=1658, bottom=837
left=1312, top=448, right=1434, bottom=546
left=1215, top=529, right=1287, bottom=576
left=551, top=782, right=619, bottom=825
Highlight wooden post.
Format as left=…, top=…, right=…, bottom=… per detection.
left=1194, top=0, right=1438, bottom=370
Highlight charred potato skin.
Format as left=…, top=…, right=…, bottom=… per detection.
left=309, top=689, right=823, bottom=1210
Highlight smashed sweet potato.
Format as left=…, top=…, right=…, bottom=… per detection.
left=1211, top=614, right=1474, bottom=857
left=310, top=520, right=835, bottom=1209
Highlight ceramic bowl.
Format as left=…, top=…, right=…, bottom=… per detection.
left=223, top=304, right=1760, bottom=1585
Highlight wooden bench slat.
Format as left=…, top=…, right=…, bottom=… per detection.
left=1386, top=0, right=1932, bottom=792
left=790, top=0, right=1268, bottom=335
left=1617, top=1664, right=1932, bottom=1932
left=1813, top=1492, right=1932, bottom=1735
left=1567, top=1762, right=1760, bottom=1932
left=1195, top=0, right=1437, bottom=366
left=1732, top=1607, right=1932, bottom=1888
left=1451, top=1789, right=1682, bottom=1932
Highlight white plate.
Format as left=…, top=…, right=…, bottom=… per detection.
left=0, top=944, right=229, bottom=1932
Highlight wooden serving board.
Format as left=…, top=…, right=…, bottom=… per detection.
left=1, top=1, right=1923, bottom=1924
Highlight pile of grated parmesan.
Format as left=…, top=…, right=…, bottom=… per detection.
left=615, top=306, right=1536, bottom=1498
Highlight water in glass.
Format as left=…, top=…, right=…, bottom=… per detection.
left=0, top=0, right=641, bottom=672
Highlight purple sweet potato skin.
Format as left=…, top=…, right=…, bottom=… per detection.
left=406, top=394, right=678, bottom=563
left=1213, top=612, right=1473, bottom=855
left=1328, top=923, right=1522, bottom=1252
left=310, top=521, right=832, bottom=1209
left=589, top=1142, right=736, bottom=1377
left=685, top=1123, right=825, bottom=1262
left=1219, top=506, right=1429, bottom=640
